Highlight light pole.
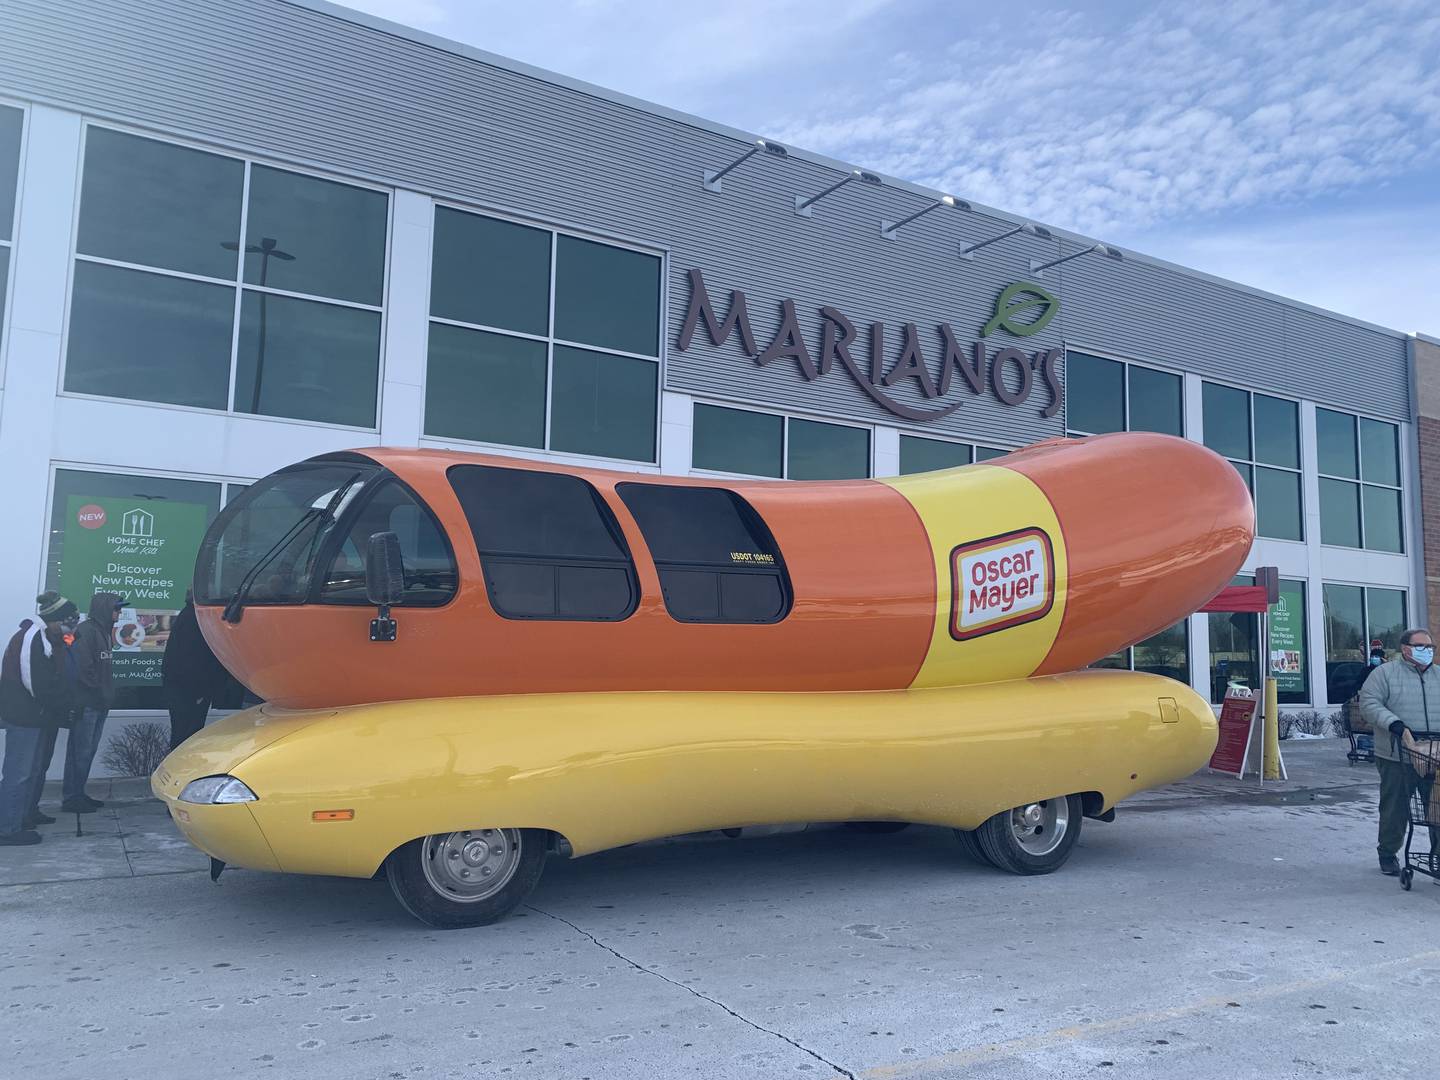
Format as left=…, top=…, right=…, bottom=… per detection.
left=222, top=236, right=295, bottom=413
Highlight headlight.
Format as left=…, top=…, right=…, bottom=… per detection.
left=179, top=775, right=258, bottom=804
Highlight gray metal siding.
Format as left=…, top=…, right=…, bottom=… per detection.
left=0, top=0, right=1411, bottom=442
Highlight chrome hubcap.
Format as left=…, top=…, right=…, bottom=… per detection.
left=1009, top=799, right=1069, bottom=857
left=421, top=828, right=522, bottom=903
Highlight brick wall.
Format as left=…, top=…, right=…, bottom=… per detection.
left=1416, top=338, right=1440, bottom=623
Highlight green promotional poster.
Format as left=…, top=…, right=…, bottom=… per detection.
left=58, top=495, right=210, bottom=687
left=1268, top=581, right=1306, bottom=695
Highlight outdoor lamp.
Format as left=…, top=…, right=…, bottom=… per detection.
left=794, top=169, right=882, bottom=217
left=702, top=138, right=788, bottom=192
left=1030, top=243, right=1124, bottom=277
left=881, top=193, right=971, bottom=240
left=958, top=222, right=1052, bottom=261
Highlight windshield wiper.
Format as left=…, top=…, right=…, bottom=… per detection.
left=221, top=507, right=325, bottom=624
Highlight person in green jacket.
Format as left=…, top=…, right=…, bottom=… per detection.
left=1359, top=628, right=1440, bottom=877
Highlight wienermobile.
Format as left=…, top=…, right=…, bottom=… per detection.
left=153, top=431, right=1253, bottom=927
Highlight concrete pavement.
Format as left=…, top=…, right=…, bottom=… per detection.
left=2, top=739, right=1435, bottom=1079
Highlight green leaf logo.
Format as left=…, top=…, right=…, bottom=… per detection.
left=981, top=281, right=1060, bottom=338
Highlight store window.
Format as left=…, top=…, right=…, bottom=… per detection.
left=974, top=446, right=1009, bottom=462
left=426, top=207, right=661, bottom=463
left=1324, top=584, right=1407, bottom=704
left=1, top=105, right=21, bottom=362
left=1092, top=620, right=1190, bottom=686
left=64, top=127, right=387, bottom=426
left=691, top=404, right=870, bottom=479
left=1207, top=575, right=1310, bottom=705
left=1317, top=409, right=1403, bottom=552
left=618, top=484, right=791, bottom=623
left=45, top=467, right=238, bottom=711
left=900, top=436, right=972, bottom=474
left=1202, top=383, right=1303, bottom=541
left=449, top=464, right=638, bottom=621
left=1065, top=351, right=1182, bottom=437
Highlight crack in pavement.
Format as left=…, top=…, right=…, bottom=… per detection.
left=526, top=904, right=856, bottom=1080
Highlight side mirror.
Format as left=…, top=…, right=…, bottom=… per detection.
left=366, top=531, right=404, bottom=642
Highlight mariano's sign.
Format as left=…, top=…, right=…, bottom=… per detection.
left=676, top=268, right=1062, bottom=421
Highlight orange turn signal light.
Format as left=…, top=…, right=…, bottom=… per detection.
left=312, top=809, right=355, bottom=822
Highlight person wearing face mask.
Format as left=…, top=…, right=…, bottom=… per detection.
left=1359, top=628, right=1440, bottom=877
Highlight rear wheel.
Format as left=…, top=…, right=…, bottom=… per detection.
left=953, top=827, right=994, bottom=866
left=975, top=795, right=1083, bottom=875
left=385, top=827, right=547, bottom=928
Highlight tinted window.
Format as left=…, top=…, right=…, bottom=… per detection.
left=788, top=419, right=869, bottom=480
left=1362, top=485, right=1403, bottom=553
left=618, top=484, right=791, bottom=624
left=65, top=261, right=234, bottom=409
left=1127, top=366, right=1182, bottom=436
left=1253, top=395, right=1299, bottom=469
left=1316, top=409, right=1357, bottom=478
left=550, top=344, right=657, bottom=462
left=449, top=465, right=637, bottom=621
left=318, top=480, right=456, bottom=606
left=424, top=324, right=546, bottom=447
left=554, top=235, right=660, bottom=356
left=0, top=106, right=21, bottom=242
left=900, top=435, right=972, bottom=474
left=1065, top=352, right=1123, bottom=434
left=693, top=404, right=783, bottom=477
left=1319, top=479, right=1361, bottom=547
left=975, top=446, right=1008, bottom=462
left=1360, top=419, right=1399, bottom=486
left=430, top=208, right=550, bottom=335
left=77, top=128, right=244, bottom=279
left=235, top=291, right=380, bottom=426
left=1255, top=467, right=1302, bottom=541
left=243, top=166, right=387, bottom=305
left=1202, top=382, right=1250, bottom=460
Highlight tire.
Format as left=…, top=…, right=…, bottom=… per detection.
left=845, top=821, right=911, bottom=834
left=974, top=794, right=1083, bottom=875
left=385, top=827, right=547, bottom=929
left=953, top=828, right=994, bottom=866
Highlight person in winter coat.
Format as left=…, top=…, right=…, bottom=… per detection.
left=23, top=620, right=77, bottom=829
left=65, top=591, right=122, bottom=814
left=0, top=592, right=79, bottom=845
left=162, top=592, right=230, bottom=750
left=1359, top=627, right=1440, bottom=878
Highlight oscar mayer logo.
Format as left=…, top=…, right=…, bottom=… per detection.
left=950, top=527, right=1055, bottom=641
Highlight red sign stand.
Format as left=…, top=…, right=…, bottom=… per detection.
left=1210, top=690, right=1260, bottom=777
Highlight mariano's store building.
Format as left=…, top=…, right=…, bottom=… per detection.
left=2, top=0, right=1439, bottom=767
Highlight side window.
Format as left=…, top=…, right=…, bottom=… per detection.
left=318, top=480, right=457, bottom=606
left=616, top=484, right=791, bottom=624
left=448, top=465, right=638, bottom=621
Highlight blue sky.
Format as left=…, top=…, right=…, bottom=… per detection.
left=341, top=0, right=1439, bottom=334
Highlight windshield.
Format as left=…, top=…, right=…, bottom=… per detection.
left=195, top=460, right=378, bottom=606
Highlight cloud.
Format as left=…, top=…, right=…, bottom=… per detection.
left=772, top=1, right=1440, bottom=237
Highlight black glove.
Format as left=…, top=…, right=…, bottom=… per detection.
left=1390, top=721, right=1407, bottom=737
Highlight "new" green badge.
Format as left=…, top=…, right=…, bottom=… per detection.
left=980, top=281, right=1060, bottom=338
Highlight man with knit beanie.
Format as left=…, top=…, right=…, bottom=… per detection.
left=0, top=592, right=79, bottom=845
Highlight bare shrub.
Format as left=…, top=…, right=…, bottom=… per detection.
left=1278, top=710, right=1328, bottom=740
left=99, top=721, right=171, bottom=778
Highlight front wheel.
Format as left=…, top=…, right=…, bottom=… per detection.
left=385, top=827, right=548, bottom=928
left=975, top=795, right=1083, bottom=875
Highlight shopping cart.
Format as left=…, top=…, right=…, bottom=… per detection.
left=1398, top=735, right=1440, bottom=891
left=1343, top=700, right=1374, bottom=765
